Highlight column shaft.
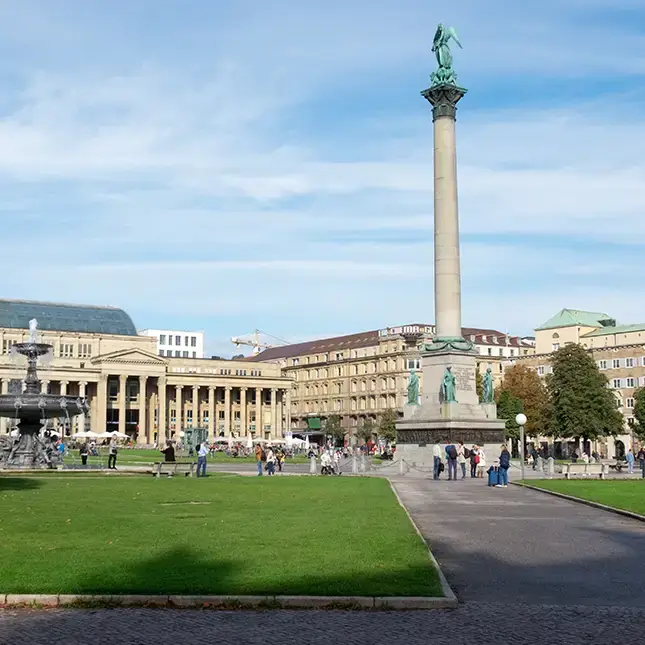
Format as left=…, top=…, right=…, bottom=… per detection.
left=224, top=386, right=231, bottom=436
left=255, top=388, right=262, bottom=436
left=208, top=387, right=215, bottom=437
left=118, top=375, right=127, bottom=435
left=271, top=388, right=277, bottom=439
left=158, top=377, right=167, bottom=445
left=240, top=387, right=247, bottom=436
left=139, top=376, right=148, bottom=444
left=175, top=385, right=183, bottom=435
left=192, top=385, right=199, bottom=428
left=96, top=375, right=108, bottom=434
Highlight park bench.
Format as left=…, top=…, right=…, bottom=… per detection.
left=562, top=462, right=608, bottom=479
left=152, top=461, right=196, bottom=478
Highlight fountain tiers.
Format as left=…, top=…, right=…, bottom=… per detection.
left=0, top=341, right=89, bottom=469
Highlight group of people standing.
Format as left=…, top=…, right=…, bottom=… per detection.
left=433, top=442, right=511, bottom=485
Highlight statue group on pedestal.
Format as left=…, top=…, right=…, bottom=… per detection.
left=431, top=23, right=462, bottom=86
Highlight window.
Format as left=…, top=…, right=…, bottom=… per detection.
left=191, top=336, right=197, bottom=347
left=626, top=377, right=636, bottom=388
left=510, top=349, right=515, bottom=357
left=499, top=348, right=503, bottom=356
left=160, top=334, right=166, bottom=345
left=59, top=344, right=74, bottom=358
left=108, top=380, right=118, bottom=402
left=292, top=358, right=299, bottom=366
left=626, top=357, right=635, bottom=367
left=625, top=397, right=635, bottom=409
left=335, top=352, right=344, bottom=361
left=598, top=360, right=607, bottom=370
left=159, top=350, right=165, bottom=356
left=612, top=378, right=622, bottom=388
left=612, top=358, right=621, bottom=369
left=167, top=336, right=172, bottom=346
left=552, top=343, right=560, bottom=351
left=537, top=366, right=545, bottom=376
left=175, top=335, right=181, bottom=345
left=2, top=339, right=15, bottom=354
left=127, top=381, right=139, bottom=402
left=192, top=351, right=196, bottom=358
left=78, top=343, right=92, bottom=358
left=174, top=350, right=180, bottom=357
left=487, top=348, right=492, bottom=356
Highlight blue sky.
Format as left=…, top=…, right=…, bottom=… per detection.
left=0, top=0, right=644, bottom=357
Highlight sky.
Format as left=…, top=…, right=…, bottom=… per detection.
left=0, top=0, right=644, bottom=357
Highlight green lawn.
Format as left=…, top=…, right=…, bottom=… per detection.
left=0, top=475, right=441, bottom=597
left=523, top=479, right=645, bottom=516
left=66, top=448, right=309, bottom=466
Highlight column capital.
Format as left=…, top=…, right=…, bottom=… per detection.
left=139, top=374, right=148, bottom=381
left=421, top=83, right=466, bottom=122
left=119, top=373, right=128, bottom=382
left=240, top=386, right=248, bottom=392
left=208, top=385, right=216, bottom=392
left=60, top=380, right=69, bottom=386
left=175, top=383, right=183, bottom=390
left=79, top=380, right=88, bottom=387
left=255, top=386, right=262, bottom=392
left=225, top=386, right=232, bottom=392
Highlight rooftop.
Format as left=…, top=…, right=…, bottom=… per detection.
left=582, top=323, right=645, bottom=338
left=0, top=299, right=138, bottom=336
left=535, top=308, right=614, bottom=331
left=251, top=324, right=531, bottom=362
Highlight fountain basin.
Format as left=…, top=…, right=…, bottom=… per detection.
left=0, top=393, right=89, bottom=421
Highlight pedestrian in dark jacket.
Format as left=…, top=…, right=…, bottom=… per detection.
left=498, top=445, right=511, bottom=487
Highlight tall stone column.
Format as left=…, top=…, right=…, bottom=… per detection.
left=139, top=376, right=148, bottom=443
left=286, top=388, right=292, bottom=434
left=240, top=387, right=247, bottom=436
left=148, top=390, right=157, bottom=445
left=422, top=83, right=467, bottom=342
left=271, top=388, right=277, bottom=438
left=118, top=374, right=127, bottom=436
left=157, top=377, right=167, bottom=445
left=60, top=381, right=68, bottom=395
left=95, top=375, right=108, bottom=434
left=192, top=385, right=199, bottom=428
left=41, top=380, right=49, bottom=394
left=255, top=387, right=262, bottom=436
left=175, top=385, right=183, bottom=435
left=224, top=386, right=231, bottom=436
left=0, top=379, right=7, bottom=434
left=208, top=386, right=215, bottom=437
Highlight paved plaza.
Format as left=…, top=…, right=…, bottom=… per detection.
left=1, top=475, right=644, bottom=644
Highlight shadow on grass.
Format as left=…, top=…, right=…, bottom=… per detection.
left=0, top=477, right=43, bottom=491
left=58, top=545, right=439, bottom=598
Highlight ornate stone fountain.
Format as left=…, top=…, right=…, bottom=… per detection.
left=0, top=319, right=89, bottom=469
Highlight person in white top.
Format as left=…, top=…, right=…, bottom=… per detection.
left=456, top=442, right=466, bottom=479
left=266, top=448, right=276, bottom=476
left=197, top=442, right=208, bottom=477
left=433, top=443, right=442, bottom=480
left=476, top=447, right=487, bottom=478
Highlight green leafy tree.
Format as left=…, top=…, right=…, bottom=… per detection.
left=475, top=365, right=483, bottom=399
left=497, top=390, right=524, bottom=440
left=547, top=344, right=623, bottom=440
left=498, top=363, right=550, bottom=437
left=356, top=418, right=376, bottom=445
left=630, top=388, right=645, bottom=442
left=378, top=408, right=398, bottom=443
left=323, top=413, right=344, bottom=445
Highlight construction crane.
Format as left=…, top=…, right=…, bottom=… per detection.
left=231, top=329, right=288, bottom=356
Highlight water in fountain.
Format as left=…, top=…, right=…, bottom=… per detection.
left=0, top=319, right=90, bottom=469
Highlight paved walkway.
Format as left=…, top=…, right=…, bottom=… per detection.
left=2, top=476, right=645, bottom=644
left=392, top=476, right=645, bottom=606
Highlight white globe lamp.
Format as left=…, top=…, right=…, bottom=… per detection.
left=515, top=413, right=527, bottom=479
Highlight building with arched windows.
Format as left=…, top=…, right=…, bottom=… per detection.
left=0, top=299, right=291, bottom=443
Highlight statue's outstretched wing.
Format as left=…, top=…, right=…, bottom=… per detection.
left=446, top=26, right=463, bottom=48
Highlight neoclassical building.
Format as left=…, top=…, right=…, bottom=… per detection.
left=252, top=323, right=533, bottom=437
left=0, top=299, right=292, bottom=443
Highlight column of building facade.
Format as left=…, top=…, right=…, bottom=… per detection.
left=157, top=377, right=167, bottom=446
left=41, top=380, right=49, bottom=394
left=239, top=387, right=247, bottom=435
left=118, top=374, right=127, bottom=435
left=0, top=379, right=7, bottom=434
left=255, top=387, right=262, bottom=436
left=148, top=390, right=157, bottom=445
left=76, top=381, right=87, bottom=434
left=224, top=386, right=231, bottom=436
left=271, top=388, right=277, bottom=438
left=192, top=385, right=199, bottom=428
left=60, top=381, right=68, bottom=395
left=139, top=375, right=148, bottom=443
left=208, top=386, right=215, bottom=436
left=95, top=375, right=108, bottom=434
left=175, top=385, right=183, bottom=435
left=285, top=388, right=292, bottom=434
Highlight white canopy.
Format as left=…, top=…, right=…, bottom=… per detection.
left=98, top=431, right=128, bottom=439
left=246, top=434, right=253, bottom=449
left=73, top=431, right=100, bottom=439
left=290, top=437, right=306, bottom=446
left=214, top=437, right=230, bottom=443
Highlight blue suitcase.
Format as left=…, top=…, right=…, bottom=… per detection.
left=488, top=466, right=499, bottom=487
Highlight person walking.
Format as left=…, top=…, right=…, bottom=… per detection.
left=469, top=445, right=479, bottom=478
left=107, top=439, right=118, bottom=470
left=498, top=445, right=511, bottom=487
left=626, top=448, right=635, bottom=474
left=638, top=447, right=645, bottom=478
left=476, top=446, right=487, bottom=478
left=457, top=442, right=467, bottom=479
left=255, top=442, right=264, bottom=476
left=196, top=441, right=208, bottom=477
left=79, top=442, right=89, bottom=467
left=445, top=443, right=458, bottom=481
left=266, top=447, right=276, bottom=476
left=433, top=443, right=442, bottom=480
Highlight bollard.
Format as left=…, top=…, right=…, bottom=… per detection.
left=399, top=458, right=404, bottom=475
left=547, top=457, right=555, bottom=477
left=309, top=456, right=317, bottom=475
left=352, top=456, right=358, bottom=474
left=536, top=456, right=544, bottom=472
left=359, top=454, right=366, bottom=473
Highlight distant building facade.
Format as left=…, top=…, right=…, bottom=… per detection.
left=252, top=323, right=533, bottom=439
left=139, top=329, right=205, bottom=359
left=0, top=300, right=290, bottom=443
left=505, top=308, right=641, bottom=457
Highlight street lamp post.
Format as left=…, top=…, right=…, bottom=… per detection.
left=516, top=413, right=527, bottom=480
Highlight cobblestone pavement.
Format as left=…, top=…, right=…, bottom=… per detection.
left=391, top=476, right=645, bottom=606
left=1, top=603, right=645, bottom=645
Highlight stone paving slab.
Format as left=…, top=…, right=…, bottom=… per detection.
left=1, top=603, right=645, bottom=645
left=391, top=476, right=645, bottom=606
